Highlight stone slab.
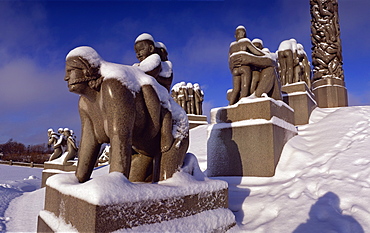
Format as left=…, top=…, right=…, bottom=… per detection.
left=187, top=114, right=208, bottom=129
left=212, top=98, right=295, bottom=125
left=43, top=162, right=76, bottom=171
left=312, top=78, right=348, bottom=108
left=207, top=120, right=297, bottom=177
left=37, top=178, right=234, bottom=232
left=282, top=82, right=317, bottom=125
left=41, top=163, right=77, bottom=188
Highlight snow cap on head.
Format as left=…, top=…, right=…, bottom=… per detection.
left=135, top=33, right=155, bottom=43
left=155, top=41, right=167, bottom=51
left=187, top=82, right=193, bottom=88
left=236, top=25, right=246, bottom=31
left=48, top=128, right=53, bottom=132
left=252, top=38, right=263, bottom=46
left=64, top=128, right=70, bottom=132
left=66, top=46, right=102, bottom=68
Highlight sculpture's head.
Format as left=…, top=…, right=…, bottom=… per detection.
left=134, top=33, right=156, bottom=62
left=63, top=128, right=71, bottom=137
left=235, top=25, right=246, bottom=41
left=252, top=38, right=264, bottom=50
left=65, top=47, right=101, bottom=95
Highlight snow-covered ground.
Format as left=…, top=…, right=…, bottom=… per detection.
left=2, top=106, right=370, bottom=232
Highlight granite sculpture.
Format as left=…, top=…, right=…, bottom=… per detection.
left=171, top=82, right=204, bottom=115
left=133, top=33, right=173, bottom=92
left=228, top=25, right=282, bottom=105
left=47, top=128, right=63, bottom=161
left=65, top=46, right=189, bottom=183
left=277, top=39, right=311, bottom=88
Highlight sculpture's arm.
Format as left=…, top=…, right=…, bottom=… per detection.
left=102, top=79, right=136, bottom=178
left=232, top=53, right=275, bottom=69
left=245, top=41, right=265, bottom=56
left=75, top=100, right=102, bottom=183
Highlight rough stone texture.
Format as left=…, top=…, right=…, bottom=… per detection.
left=37, top=184, right=232, bottom=232
left=282, top=82, right=317, bottom=125
left=207, top=98, right=297, bottom=177
left=312, top=78, right=348, bottom=108
left=188, top=114, right=208, bottom=129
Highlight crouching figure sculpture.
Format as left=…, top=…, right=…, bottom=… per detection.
left=65, top=46, right=189, bottom=183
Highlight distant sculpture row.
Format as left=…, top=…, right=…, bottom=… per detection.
left=171, top=82, right=204, bottom=115
left=228, top=25, right=311, bottom=105
left=47, top=128, right=78, bottom=164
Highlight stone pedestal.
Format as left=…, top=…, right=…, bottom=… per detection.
left=207, top=98, right=297, bottom=177
left=312, top=78, right=348, bottom=108
left=282, top=82, right=317, bottom=125
left=37, top=172, right=235, bottom=232
left=187, top=114, right=208, bottom=129
left=41, top=161, right=77, bottom=188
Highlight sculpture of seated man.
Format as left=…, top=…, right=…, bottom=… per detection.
left=228, top=26, right=266, bottom=105
left=65, top=46, right=189, bottom=183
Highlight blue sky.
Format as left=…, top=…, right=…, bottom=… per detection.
left=0, top=0, right=369, bottom=145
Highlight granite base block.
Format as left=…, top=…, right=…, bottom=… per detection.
left=282, top=82, right=317, bottom=125
left=37, top=178, right=234, bottom=232
left=208, top=98, right=297, bottom=177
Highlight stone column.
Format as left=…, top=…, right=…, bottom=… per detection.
left=310, top=0, right=348, bottom=107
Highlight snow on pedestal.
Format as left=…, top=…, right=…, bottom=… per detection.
left=37, top=154, right=235, bottom=232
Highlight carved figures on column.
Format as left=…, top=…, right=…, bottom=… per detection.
left=171, top=82, right=204, bottom=115
left=310, top=0, right=343, bottom=81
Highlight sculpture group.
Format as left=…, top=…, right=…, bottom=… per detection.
left=64, top=34, right=188, bottom=183
left=47, top=127, right=78, bottom=164
left=171, top=82, right=204, bottom=115
left=228, top=25, right=312, bottom=105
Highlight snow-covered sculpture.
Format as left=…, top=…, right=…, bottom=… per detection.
left=194, top=83, right=204, bottom=115
left=65, top=46, right=189, bottom=183
left=277, top=39, right=312, bottom=88
left=277, top=39, right=297, bottom=86
left=171, top=82, right=204, bottom=115
left=62, top=128, right=78, bottom=165
left=295, top=43, right=312, bottom=88
left=133, top=33, right=173, bottom=92
left=228, top=26, right=282, bottom=105
left=155, top=41, right=173, bottom=92
left=47, top=128, right=63, bottom=161
left=186, top=83, right=195, bottom=114
left=310, top=0, right=343, bottom=81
